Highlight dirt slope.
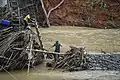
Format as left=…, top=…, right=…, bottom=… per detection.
left=44, top=0, right=120, bottom=28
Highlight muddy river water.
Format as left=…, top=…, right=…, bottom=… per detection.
left=1, top=52, right=120, bottom=80
left=1, top=27, right=120, bottom=80
left=0, top=62, right=120, bottom=80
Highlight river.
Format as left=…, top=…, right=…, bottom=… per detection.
left=0, top=62, right=120, bottom=80
left=1, top=27, right=120, bottom=80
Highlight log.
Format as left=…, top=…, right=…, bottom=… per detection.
left=13, top=48, right=68, bottom=55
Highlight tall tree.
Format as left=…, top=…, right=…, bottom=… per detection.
left=39, top=0, right=50, bottom=27
left=39, top=0, right=65, bottom=27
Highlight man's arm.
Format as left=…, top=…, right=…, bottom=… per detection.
left=49, top=44, right=55, bottom=49
left=60, top=44, right=62, bottom=47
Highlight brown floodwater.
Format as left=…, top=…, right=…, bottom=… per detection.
left=1, top=53, right=120, bottom=80
left=0, top=64, right=120, bottom=80
left=0, top=65, right=64, bottom=80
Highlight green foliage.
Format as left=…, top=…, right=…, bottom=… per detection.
left=90, top=0, right=108, bottom=9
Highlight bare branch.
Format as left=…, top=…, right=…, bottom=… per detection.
left=39, top=0, right=51, bottom=27
left=47, top=0, right=65, bottom=18
left=39, top=0, right=65, bottom=27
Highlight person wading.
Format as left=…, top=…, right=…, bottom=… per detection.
left=49, top=41, right=62, bottom=61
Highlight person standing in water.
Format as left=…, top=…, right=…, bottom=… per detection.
left=50, top=41, right=62, bottom=53
left=49, top=41, right=62, bottom=61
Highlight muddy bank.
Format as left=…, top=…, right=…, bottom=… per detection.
left=18, top=0, right=120, bottom=28
left=44, top=0, right=120, bottom=28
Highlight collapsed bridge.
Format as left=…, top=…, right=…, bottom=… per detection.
left=0, top=27, right=120, bottom=71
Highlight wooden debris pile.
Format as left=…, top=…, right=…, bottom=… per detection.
left=0, top=28, right=44, bottom=71
left=47, top=46, right=89, bottom=71
left=47, top=46, right=120, bottom=71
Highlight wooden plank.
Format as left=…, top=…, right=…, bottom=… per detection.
left=13, top=48, right=69, bottom=55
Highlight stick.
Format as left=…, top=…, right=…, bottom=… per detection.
left=0, top=65, right=19, bottom=80
left=27, top=32, right=33, bottom=74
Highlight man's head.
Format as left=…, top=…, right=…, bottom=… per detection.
left=56, top=41, right=59, bottom=44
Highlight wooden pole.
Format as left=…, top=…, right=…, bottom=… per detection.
left=27, top=32, right=33, bottom=74
left=31, top=0, right=44, bottom=50
left=14, top=48, right=70, bottom=55
left=34, top=19, right=44, bottom=50
left=18, top=7, right=21, bottom=30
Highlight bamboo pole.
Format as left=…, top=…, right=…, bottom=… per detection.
left=27, top=32, right=33, bottom=74
left=34, top=20, right=44, bottom=50
left=0, top=65, right=19, bottom=80
left=18, top=7, right=21, bottom=30
left=13, top=48, right=68, bottom=55
left=32, top=0, right=44, bottom=50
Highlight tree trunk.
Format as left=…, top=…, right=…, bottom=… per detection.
left=39, top=0, right=50, bottom=27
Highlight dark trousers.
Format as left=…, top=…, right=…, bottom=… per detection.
left=54, top=51, right=60, bottom=61
left=24, top=20, right=28, bottom=29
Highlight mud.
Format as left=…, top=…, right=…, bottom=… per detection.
left=44, top=0, right=120, bottom=28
